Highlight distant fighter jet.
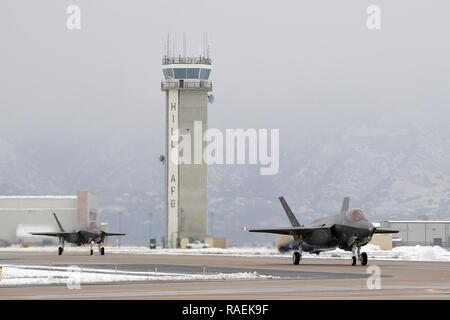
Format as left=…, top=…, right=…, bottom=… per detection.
left=248, top=196, right=398, bottom=266
left=31, top=213, right=125, bottom=256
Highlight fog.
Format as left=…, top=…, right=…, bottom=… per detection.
left=1, top=1, right=449, bottom=244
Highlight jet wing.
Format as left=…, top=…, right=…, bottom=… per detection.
left=30, top=232, right=75, bottom=237
left=248, top=226, right=325, bottom=236
left=103, top=232, right=126, bottom=236
left=373, top=228, right=399, bottom=234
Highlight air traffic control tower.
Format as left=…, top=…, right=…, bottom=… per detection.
left=161, top=53, right=212, bottom=248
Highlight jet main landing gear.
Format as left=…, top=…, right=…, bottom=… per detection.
left=361, top=252, right=368, bottom=266
left=292, top=240, right=303, bottom=265
left=351, top=246, right=368, bottom=266
left=292, top=251, right=301, bottom=265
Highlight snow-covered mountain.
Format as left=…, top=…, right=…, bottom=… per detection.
left=207, top=110, right=450, bottom=244
left=1, top=110, right=450, bottom=245
left=0, top=138, right=59, bottom=194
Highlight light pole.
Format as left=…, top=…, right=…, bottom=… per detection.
left=159, top=155, right=166, bottom=247
left=148, top=211, right=153, bottom=246
left=149, top=211, right=152, bottom=238
left=179, top=208, right=187, bottom=247
left=118, top=211, right=123, bottom=248
left=210, top=211, right=214, bottom=236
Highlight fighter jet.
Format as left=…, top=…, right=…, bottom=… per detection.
left=248, top=196, right=398, bottom=266
left=30, top=213, right=125, bottom=256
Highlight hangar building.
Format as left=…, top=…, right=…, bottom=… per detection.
left=0, top=191, right=98, bottom=246
left=381, top=220, right=450, bottom=248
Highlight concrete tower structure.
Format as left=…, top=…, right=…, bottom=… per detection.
left=161, top=52, right=212, bottom=248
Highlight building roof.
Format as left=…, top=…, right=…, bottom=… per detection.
left=383, top=220, right=450, bottom=224
left=0, top=196, right=77, bottom=199
left=162, top=56, right=211, bottom=65
left=0, top=208, right=75, bottom=211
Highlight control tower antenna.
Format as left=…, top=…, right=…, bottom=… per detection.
left=203, top=32, right=206, bottom=57
left=183, top=32, right=187, bottom=57
left=166, top=33, right=170, bottom=57
left=206, top=33, right=210, bottom=58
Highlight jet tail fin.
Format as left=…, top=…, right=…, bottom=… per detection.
left=278, top=196, right=300, bottom=227
left=340, top=197, right=350, bottom=213
left=52, top=213, right=65, bottom=232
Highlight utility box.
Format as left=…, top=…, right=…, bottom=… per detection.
left=149, top=238, right=157, bottom=249
left=205, top=237, right=227, bottom=249
left=180, top=238, right=190, bottom=249
left=369, top=234, right=393, bottom=250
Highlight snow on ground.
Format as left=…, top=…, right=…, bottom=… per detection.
left=302, top=244, right=450, bottom=262
left=1, top=244, right=450, bottom=262
left=0, top=264, right=273, bottom=287
left=103, top=245, right=450, bottom=262
left=391, top=245, right=450, bottom=261
left=1, top=245, right=449, bottom=286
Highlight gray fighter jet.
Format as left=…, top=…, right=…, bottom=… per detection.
left=248, top=197, right=398, bottom=266
left=31, top=213, right=125, bottom=256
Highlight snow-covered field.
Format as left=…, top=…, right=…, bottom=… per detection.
left=0, top=264, right=272, bottom=287
left=1, top=244, right=450, bottom=262
left=106, top=245, right=450, bottom=262
left=1, top=245, right=449, bottom=286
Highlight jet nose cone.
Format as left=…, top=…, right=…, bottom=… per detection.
left=364, top=222, right=376, bottom=236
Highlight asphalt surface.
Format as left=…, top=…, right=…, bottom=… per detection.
left=1, top=250, right=450, bottom=299
left=51, top=263, right=369, bottom=280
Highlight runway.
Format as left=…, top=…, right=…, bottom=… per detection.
left=1, top=250, right=450, bottom=299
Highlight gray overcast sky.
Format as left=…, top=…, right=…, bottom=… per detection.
left=1, top=1, right=450, bottom=244
left=1, top=0, right=449, bottom=138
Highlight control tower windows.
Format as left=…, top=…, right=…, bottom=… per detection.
left=200, top=68, right=211, bottom=80
left=174, top=68, right=187, bottom=79
left=164, top=67, right=211, bottom=80
left=163, top=68, right=174, bottom=79
left=187, top=68, right=200, bottom=79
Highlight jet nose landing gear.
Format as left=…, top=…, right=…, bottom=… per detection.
left=89, top=241, right=95, bottom=256
left=58, top=238, right=65, bottom=256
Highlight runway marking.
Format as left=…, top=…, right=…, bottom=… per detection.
left=427, top=288, right=450, bottom=294
left=2, top=262, right=370, bottom=283
left=8, top=284, right=450, bottom=300
left=2, top=252, right=449, bottom=299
